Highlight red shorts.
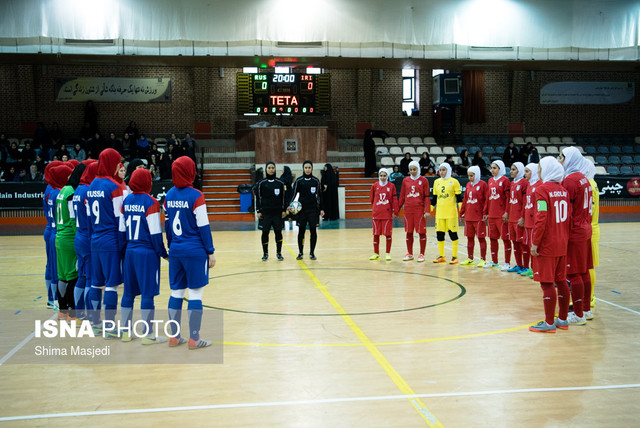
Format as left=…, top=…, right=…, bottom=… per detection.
left=488, top=217, right=510, bottom=240
left=508, top=222, right=524, bottom=243
left=404, top=212, right=426, bottom=234
left=566, top=239, right=593, bottom=275
left=533, top=255, right=566, bottom=284
left=372, top=219, right=393, bottom=236
left=523, top=227, right=534, bottom=247
left=464, top=220, right=486, bottom=239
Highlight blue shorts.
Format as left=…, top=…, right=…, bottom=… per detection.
left=123, top=248, right=161, bottom=298
left=45, top=230, right=58, bottom=282
left=169, top=255, right=209, bottom=290
left=91, top=251, right=123, bottom=288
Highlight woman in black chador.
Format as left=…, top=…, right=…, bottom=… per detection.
left=254, top=161, right=287, bottom=261
left=288, top=160, right=324, bottom=260
left=321, top=163, right=339, bottom=221
left=363, top=129, right=377, bottom=178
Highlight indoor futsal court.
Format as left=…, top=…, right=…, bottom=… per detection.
left=0, top=219, right=639, bottom=427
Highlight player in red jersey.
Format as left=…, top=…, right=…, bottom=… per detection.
left=558, top=147, right=593, bottom=326
left=398, top=161, right=431, bottom=262
left=369, top=168, right=398, bottom=261
left=459, top=166, right=488, bottom=267
left=506, top=162, right=529, bottom=273
left=484, top=160, right=511, bottom=269
left=529, top=157, right=571, bottom=333
left=520, top=163, right=539, bottom=278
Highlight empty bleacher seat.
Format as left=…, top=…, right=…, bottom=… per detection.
left=456, top=146, right=468, bottom=155
left=389, top=147, right=404, bottom=156
left=537, top=136, right=549, bottom=144
left=634, top=155, right=640, bottom=164
left=546, top=146, right=559, bottom=155
left=608, top=155, right=621, bottom=164
left=415, top=146, right=429, bottom=155
left=385, top=137, right=397, bottom=145
left=622, top=145, right=634, bottom=154
left=476, top=136, right=488, bottom=145
left=490, top=155, right=501, bottom=162
left=443, top=147, right=456, bottom=155
left=635, top=136, right=640, bottom=144
left=634, top=165, right=640, bottom=174
left=488, top=136, right=499, bottom=145
left=405, top=147, right=416, bottom=155
left=435, top=156, right=446, bottom=165
left=430, top=146, right=443, bottom=156
left=597, top=146, right=609, bottom=154
left=610, top=146, right=622, bottom=154
left=397, top=137, right=410, bottom=145
left=620, top=166, right=633, bottom=175
left=635, top=145, right=640, bottom=154
left=373, top=137, right=384, bottom=146
left=575, top=146, right=585, bottom=154
left=595, top=166, right=608, bottom=175
left=595, top=156, right=608, bottom=165
left=495, top=146, right=506, bottom=154
left=621, top=155, right=633, bottom=164
left=469, top=146, right=481, bottom=155
left=380, top=157, right=394, bottom=167
left=549, top=137, right=561, bottom=144
left=585, top=146, right=597, bottom=154
left=410, top=137, right=423, bottom=145
left=537, top=146, right=547, bottom=155
left=462, top=136, right=475, bottom=145
left=561, top=137, right=574, bottom=143
left=411, top=156, right=420, bottom=162
left=482, top=146, right=495, bottom=155
left=607, top=166, right=620, bottom=175
left=584, top=155, right=596, bottom=164
left=394, top=156, right=403, bottom=165
left=512, top=137, right=524, bottom=145
left=423, top=137, right=437, bottom=146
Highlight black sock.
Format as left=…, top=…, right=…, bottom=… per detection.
left=298, top=231, right=305, bottom=253
left=274, top=229, right=283, bottom=253
left=310, top=228, right=317, bottom=253
left=261, top=230, right=269, bottom=254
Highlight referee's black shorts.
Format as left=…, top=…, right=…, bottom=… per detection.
left=296, top=210, right=320, bottom=229
left=259, top=212, right=284, bottom=231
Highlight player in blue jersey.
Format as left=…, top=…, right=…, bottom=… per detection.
left=121, top=168, right=168, bottom=345
left=73, top=160, right=98, bottom=320
left=43, top=160, right=63, bottom=309
left=164, top=156, right=215, bottom=350
left=86, top=148, right=126, bottom=337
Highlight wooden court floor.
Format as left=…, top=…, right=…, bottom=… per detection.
left=0, top=223, right=639, bottom=427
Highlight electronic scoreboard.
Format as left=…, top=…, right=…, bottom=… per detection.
left=237, top=73, right=330, bottom=115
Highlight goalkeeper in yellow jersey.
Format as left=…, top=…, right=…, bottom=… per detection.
left=431, top=162, right=462, bottom=264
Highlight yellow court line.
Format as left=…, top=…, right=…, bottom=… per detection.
left=283, top=243, right=443, bottom=427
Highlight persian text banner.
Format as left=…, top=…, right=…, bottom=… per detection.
left=55, top=77, right=171, bottom=102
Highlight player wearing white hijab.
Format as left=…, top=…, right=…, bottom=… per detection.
left=580, top=158, right=598, bottom=318
left=486, top=160, right=512, bottom=269
left=431, top=162, right=462, bottom=263
left=506, top=162, right=529, bottom=273
left=369, top=168, right=398, bottom=260
left=529, top=157, right=571, bottom=333
left=558, top=147, right=593, bottom=326
left=459, top=166, right=489, bottom=266
left=398, top=160, right=431, bottom=262
left=520, top=163, right=540, bottom=278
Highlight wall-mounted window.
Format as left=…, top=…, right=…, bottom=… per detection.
left=402, top=69, right=418, bottom=116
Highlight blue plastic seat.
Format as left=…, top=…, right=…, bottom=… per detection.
left=607, top=166, right=620, bottom=175
left=622, top=146, right=634, bottom=154
left=608, top=155, right=621, bottom=164
left=595, top=156, right=608, bottom=165
left=610, top=146, right=622, bottom=154
left=584, top=146, right=597, bottom=154
left=495, top=146, right=506, bottom=154
left=634, top=155, right=640, bottom=164
left=635, top=145, right=640, bottom=154
left=597, top=146, right=609, bottom=154
left=482, top=146, right=495, bottom=155
left=476, top=137, right=488, bottom=145
left=456, top=146, right=468, bottom=155
left=634, top=166, right=640, bottom=174
left=621, top=155, right=633, bottom=164
left=462, top=136, right=475, bottom=145
left=620, top=166, right=633, bottom=175
left=482, top=156, right=491, bottom=165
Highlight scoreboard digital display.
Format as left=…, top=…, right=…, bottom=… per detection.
left=237, top=73, right=330, bottom=115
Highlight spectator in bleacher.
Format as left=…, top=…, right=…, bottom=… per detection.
left=6, top=141, right=21, bottom=166
left=399, top=152, right=413, bottom=176
left=124, top=158, right=146, bottom=186
left=121, top=132, right=134, bottom=160
left=472, top=150, right=489, bottom=175
left=148, top=154, right=161, bottom=180
left=182, top=132, right=197, bottom=162
left=390, top=165, right=403, bottom=181
left=33, top=122, right=50, bottom=153
left=168, top=133, right=181, bottom=146
left=21, top=142, right=37, bottom=169
left=419, top=152, right=435, bottom=176
left=519, top=142, right=539, bottom=164
left=321, top=163, right=340, bottom=221
left=363, top=129, right=377, bottom=178
left=457, top=149, right=470, bottom=176
left=0, top=133, right=9, bottom=157
left=148, top=143, right=160, bottom=162
left=425, top=166, right=436, bottom=177
left=57, top=144, right=70, bottom=161
left=69, top=143, right=86, bottom=162
left=503, top=141, right=519, bottom=167
left=106, top=132, right=121, bottom=152
left=84, top=100, right=99, bottom=135
left=124, top=120, right=140, bottom=141
left=79, top=121, right=94, bottom=142
left=22, top=164, right=43, bottom=182
left=136, top=134, right=150, bottom=159
left=159, top=152, right=173, bottom=180
left=444, top=155, right=457, bottom=175
left=35, top=154, right=45, bottom=173
left=2, top=165, right=20, bottom=182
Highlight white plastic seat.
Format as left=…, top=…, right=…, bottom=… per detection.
left=430, top=146, right=443, bottom=156
left=423, top=137, right=437, bottom=146
left=385, top=137, right=397, bottom=145
left=397, top=137, right=410, bottom=145
left=411, top=156, right=420, bottom=162
left=394, top=156, right=404, bottom=165
left=561, top=136, right=574, bottom=143
left=373, top=138, right=384, bottom=146
left=389, top=147, right=403, bottom=156
left=443, top=147, right=456, bottom=155
left=380, top=157, right=394, bottom=167
left=512, top=137, right=524, bottom=145
left=537, top=136, right=549, bottom=144
left=410, top=137, right=423, bottom=145
left=546, top=146, right=559, bottom=155
left=525, top=137, right=537, bottom=144
left=405, top=147, right=416, bottom=155
left=549, top=136, right=561, bottom=144
left=415, top=146, right=429, bottom=155
left=585, top=155, right=596, bottom=164
left=537, top=146, right=546, bottom=155
left=595, top=166, right=608, bottom=175
left=436, top=156, right=446, bottom=165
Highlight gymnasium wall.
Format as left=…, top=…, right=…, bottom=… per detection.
left=0, top=63, right=638, bottom=139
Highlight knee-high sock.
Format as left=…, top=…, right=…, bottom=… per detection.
left=274, top=229, right=283, bottom=253
left=503, top=239, right=512, bottom=264
left=490, top=239, right=499, bottom=264
left=261, top=230, right=269, bottom=254
left=187, top=299, right=203, bottom=341
left=57, top=281, right=68, bottom=311
left=419, top=233, right=427, bottom=255
left=385, top=235, right=392, bottom=253
left=88, top=286, right=103, bottom=324
left=479, top=238, right=487, bottom=260
left=540, top=282, right=557, bottom=325
left=309, top=228, right=317, bottom=253
left=120, top=294, right=134, bottom=332
left=84, top=286, right=92, bottom=317
left=49, top=281, right=58, bottom=305
left=437, top=241, right=445, bottom=257
left=557, top=280, right=570, bottom=320
left=373, top=235, right=380, bottom=254
left=74, top=276, right=86, bottom=317
left=65, top=278, right=76, bottom=317
left=405, top=233, right=414, bottom=254
left=141, top=297, right=155, bottom=336
left=567, top=274, right=584, bottom=317
left=46, top=279, right=53, bottom=302
left=513, top=241, right=522, bottom=267
left=297, top=230, right=305, bottom=253
left=522, top=244, right=530, bottom=269
left=103, top=287, right=118, bottom=327
left=467, top=238, right=475, bottom=259
left=581, top=272, right=592, bottom=313
left=589, top=268, right=596, bottom=306
left=168, top=296, right=183, bottom=337
left=451, top=239, right=459, bottom=258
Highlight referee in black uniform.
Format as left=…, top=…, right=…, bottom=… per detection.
left=255, top=161, right=287, bottom=261
left=288, top=160, right=325, bottom=260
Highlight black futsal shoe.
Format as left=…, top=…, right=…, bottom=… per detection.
left=276, top=253, right=284, bottom=261
left=309, top=253, right=317, bottom=260
left=296, top=253, right=303, bottom=260
left=262, top=253, right=268, bottom=261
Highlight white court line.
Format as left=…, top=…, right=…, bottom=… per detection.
left=1, top=383, right=638, bottom=422
left=596, top=298, right=640, bottom=316
left=0, top=313, right=56, bottom=366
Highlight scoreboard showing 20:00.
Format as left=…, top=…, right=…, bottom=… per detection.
left=237, top=73, right=330, bottom=115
